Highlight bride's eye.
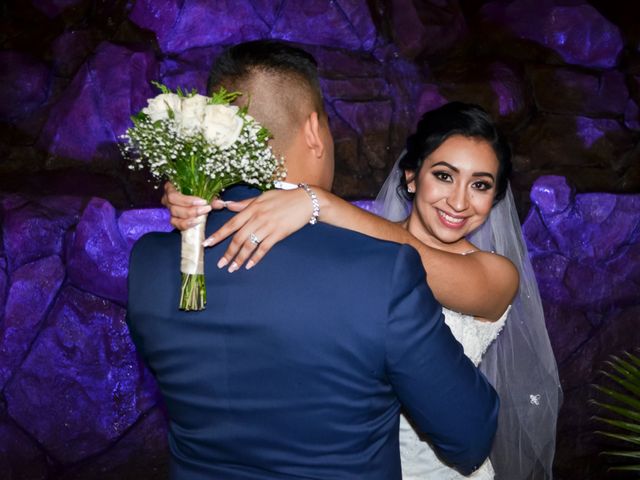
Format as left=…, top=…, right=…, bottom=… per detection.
left=433, top=171, right=453, bottom=182
left=472, top=181, right=493, bottom=191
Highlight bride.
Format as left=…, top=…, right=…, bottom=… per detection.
left=162, top=102, right=561, bottom=479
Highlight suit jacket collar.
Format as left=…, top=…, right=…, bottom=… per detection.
left=220, top=184, right=261, bottom=202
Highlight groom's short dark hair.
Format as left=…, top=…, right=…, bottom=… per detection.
left=207, top=40, right=325, bottom=153
left=208, top=40, right=323, bottom=111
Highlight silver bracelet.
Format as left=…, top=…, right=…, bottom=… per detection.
left=298, top=183, right=320, bottom=225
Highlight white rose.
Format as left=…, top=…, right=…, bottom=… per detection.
left=202, top=104, right=243, bottom=149
left=142, top=93, right=182, bottom=123
left=179, top=94, right=208, bottom=135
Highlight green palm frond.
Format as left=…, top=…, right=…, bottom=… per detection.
left=600, top=451, right=640, bottom=460
left=592, top=350, right=640, bottom=473
left=592, top=384, right=640, bottom=413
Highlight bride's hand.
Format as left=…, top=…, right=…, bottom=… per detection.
left=204, top=188, right=312, bottom=272
left=161, top=181, right=227, bottom=230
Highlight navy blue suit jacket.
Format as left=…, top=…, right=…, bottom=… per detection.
left=127, top=186, right=499, bottom=479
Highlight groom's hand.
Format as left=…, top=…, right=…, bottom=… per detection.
left=161, top=181, right=218, bottom=230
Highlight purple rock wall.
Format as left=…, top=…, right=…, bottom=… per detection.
left=1, top=1, right=640, bottom=478
left=0, top=194, right=173, bottom=479
left=0, top=176, right=638, bottom=479
left=1, top=0, right=639, bottom=213
left=522, top=176, right=640, bottom=479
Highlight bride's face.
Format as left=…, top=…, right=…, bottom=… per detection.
left=406, top=135, right=499, bottom=247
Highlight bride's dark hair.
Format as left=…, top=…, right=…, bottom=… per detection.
left=399, top=102, right=512, bottom=205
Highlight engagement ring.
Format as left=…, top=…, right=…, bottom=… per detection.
left=249, top=233, right=261, bottom=245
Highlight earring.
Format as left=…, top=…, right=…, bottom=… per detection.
left=407, top=185, right=415, bottom=193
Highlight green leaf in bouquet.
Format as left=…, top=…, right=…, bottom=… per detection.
left=174, top=85, right=197, bottom=98
left=210, top=87, right=242, bottom=105
left=151, top=80, right=171, bottom=94
left=131, top=111, right=149, bottom=125
left=257, top=126, right=272, bottom=143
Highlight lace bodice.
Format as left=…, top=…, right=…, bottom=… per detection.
left=443, top=306, right=509, bottom=367
left=399, top=306, right=509, bottom=480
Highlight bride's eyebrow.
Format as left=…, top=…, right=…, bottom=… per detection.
left=472, top=172, right=495, bottom=181
left=430, top=161, right=458, bottom=171
left=431, top=161, right=495, bottom=181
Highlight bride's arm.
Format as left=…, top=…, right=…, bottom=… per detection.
left=318, top=189, right=518, bottom=321
left=195, top=185, right=517, bottom=321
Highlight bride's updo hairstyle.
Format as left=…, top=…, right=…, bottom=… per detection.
left=399, top=102, right=512, bottom=205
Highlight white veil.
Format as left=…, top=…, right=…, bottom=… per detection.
left=374, top=155, right=562, bottom=479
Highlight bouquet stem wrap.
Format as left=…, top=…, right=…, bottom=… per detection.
left=180, top=217, right=206, bottom=310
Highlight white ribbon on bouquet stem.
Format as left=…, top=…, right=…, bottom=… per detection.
left=180, top=215, right=206, bottom=275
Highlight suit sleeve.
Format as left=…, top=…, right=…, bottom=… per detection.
left=384, top=245, right=499, bottom=475
left=125, top=234, right=154, bottom=370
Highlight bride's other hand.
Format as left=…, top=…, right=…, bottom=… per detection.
left=161, top=181, right=222, bottom=230
left=205, top=188, right=312, bottom=272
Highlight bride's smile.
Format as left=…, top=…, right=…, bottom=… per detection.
left=436, top=208, right=468, bottom=228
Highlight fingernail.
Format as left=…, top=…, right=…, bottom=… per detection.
left=217, top=257, right=228, bottom=269
left=196, top=206, right=212, bottom=215
left=228, top=262, right=238, bottom=273
left=245, top=260, right=254, bottom=270
left=202, top=236, right=215, bottom=247
left=193, top=199, right=207, bottom=206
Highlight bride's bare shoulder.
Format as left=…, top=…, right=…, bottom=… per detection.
left=462, top=245, right=519, bottom=302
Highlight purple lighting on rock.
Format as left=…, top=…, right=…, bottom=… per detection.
left=575, top=116, right=619, bottom=149
left=543, top=5, right=623, bottom=68
left=38, top=42, right=158, bottom=163
left=491, top=79, right=515, bottom=116
left=552, top=31, right=567, bottom=47
left=625, top=100, right=640, bottom=131
left=130, top=0, right=377, bottom=54
left=576, top=117, right=603, bottom=148
left=416, top=85, right=448, bottom=118
left=4, top=285, right=153, bottom=464
left=529, top=175, right=572, bottom=215
left=482, top=1, right=624, bottom=69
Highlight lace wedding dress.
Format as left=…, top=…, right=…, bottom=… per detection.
left=399, top=306, right=510, bottom=479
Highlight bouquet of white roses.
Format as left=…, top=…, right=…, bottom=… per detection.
left=121, top=84, right=286, bottom=311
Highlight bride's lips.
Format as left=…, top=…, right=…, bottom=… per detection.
left=436, top=209, right=468, bottom=229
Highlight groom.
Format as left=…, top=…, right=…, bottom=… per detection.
left=127, top=40, right=499, bottom=479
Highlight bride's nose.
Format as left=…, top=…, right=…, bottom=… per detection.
left=446, top=184, right=469, bottom=212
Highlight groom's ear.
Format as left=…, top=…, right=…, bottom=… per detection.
left=303, top=111, right=326, bottom=159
